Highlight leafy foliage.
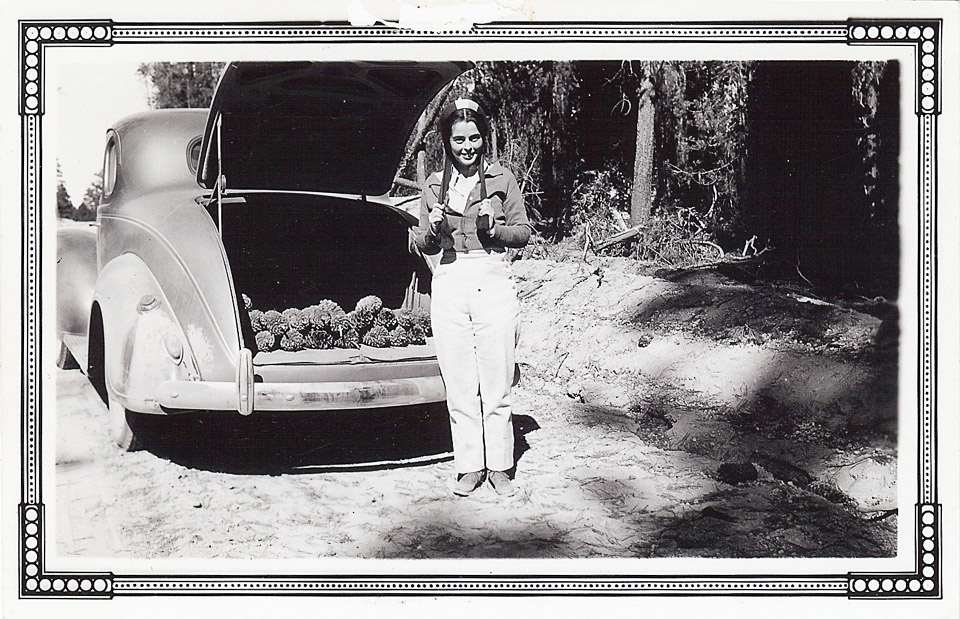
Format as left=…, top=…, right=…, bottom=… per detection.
left=664, top=62, right=753, bottom=235
left=56, top=163, right=74, bottom=219
left=568, top=168, right=633, bottom=256
left=851, top=61, right=890, bottom=221
left=137, top=62, right=225, bottom=109
left=604, top=61, right=753, bottom=236
left=77, top=171, right=103, bottom=221
left=57, top=163, right=98, bottom=221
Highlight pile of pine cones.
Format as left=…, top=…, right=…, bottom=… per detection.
left=243, top=294, right=431, bottom=352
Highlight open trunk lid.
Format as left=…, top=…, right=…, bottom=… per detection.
left=198, top=61, right=470, bottom=195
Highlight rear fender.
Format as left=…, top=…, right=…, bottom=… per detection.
left=57, top=225, right=99, bottom=361
left=93, top=253, right=210, bottom=413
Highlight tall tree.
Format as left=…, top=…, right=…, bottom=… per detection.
left=610, top=61, right=674, bottom=227
left=137, top=62, right=225, bottom=109
left=610, top=61, right=751, bottom=235
left=56, top=162, right=75, bottom=219
left=75, top=171, right=102, bottom=222
left=630, top=74, right=655, bottom=227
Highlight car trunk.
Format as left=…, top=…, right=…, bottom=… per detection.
left=207, top=193, right=433, bottom=364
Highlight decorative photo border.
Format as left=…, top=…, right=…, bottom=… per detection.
left=17, top=19, right=942, bottom=599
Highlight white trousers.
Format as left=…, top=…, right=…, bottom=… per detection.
left=431, top=252, right=520, bottom=473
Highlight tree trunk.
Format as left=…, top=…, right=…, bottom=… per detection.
left=630, top=76, right=655, bottom=227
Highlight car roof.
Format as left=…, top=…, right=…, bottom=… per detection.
left=109, top=109, right=208, bottom=201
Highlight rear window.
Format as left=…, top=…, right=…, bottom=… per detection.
left=102, top=135, right=118, bottom=198
left=187, top=136, right=203, bottom=173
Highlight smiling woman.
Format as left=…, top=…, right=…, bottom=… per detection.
left=415, top=99, right=533, bottom=497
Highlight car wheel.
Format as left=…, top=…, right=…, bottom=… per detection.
left=56, top=341, right=80, bottom=370
left=107, top=392, right=145, bottom=452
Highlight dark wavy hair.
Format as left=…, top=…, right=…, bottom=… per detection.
left=439, top=107, right=490, bottom=159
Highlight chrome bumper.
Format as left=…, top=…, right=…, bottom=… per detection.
left=156, top=375, right=446, bottom=412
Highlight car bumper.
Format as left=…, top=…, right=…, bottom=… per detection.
left=156, top=376, right=446, bottom=412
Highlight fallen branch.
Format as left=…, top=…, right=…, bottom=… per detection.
left=553, top=351, right=571, bottom=379
left=690, top=239, right=725, bottom=259
left=594, top=225, right=643, bottom=251
left=796, top=266, right=815, bottom=288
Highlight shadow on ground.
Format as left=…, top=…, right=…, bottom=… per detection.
left=632, top=484, right=897, bottom=558
left=137, top=404, right=454, bottom=474
left=136, top=407, right=541, bottom=476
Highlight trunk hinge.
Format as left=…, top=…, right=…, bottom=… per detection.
left=215, top=114, right=226, bottom=235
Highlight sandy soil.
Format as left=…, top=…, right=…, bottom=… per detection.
left=55, top=256, right=897, bottom=559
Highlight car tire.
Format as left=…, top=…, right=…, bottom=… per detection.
left=56, top=341, right=80, bottom=370
left=107, top=392, right=145, bottom=452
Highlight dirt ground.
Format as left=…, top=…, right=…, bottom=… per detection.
left=55, top=255, right=897, bottom=559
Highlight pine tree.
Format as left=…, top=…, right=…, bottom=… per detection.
left=56, top=163, right=75, bottom=219
left=75, top=171, right=102, bottom=221
left=137, top=62, right=226, bottom=109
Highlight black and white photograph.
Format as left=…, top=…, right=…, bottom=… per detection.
left=53, top=57, right=903, bottom=560
left=1, top=2, right=957, bottom=618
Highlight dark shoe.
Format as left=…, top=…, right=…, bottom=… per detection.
left=453, top=471, right=485, bottom=496
left=487, top=470, right=516, bottom=497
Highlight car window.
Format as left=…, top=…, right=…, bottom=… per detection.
left=102, top=134, right=118, bottom=198
left=187, top=136, right=203, bottom=173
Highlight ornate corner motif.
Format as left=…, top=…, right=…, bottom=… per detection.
left=847, top=20, right=940, bottom=115
left=20, top=21, right=113, bottom=115
left=20, top=504, right=113, bottom=598
left=847, top=504, right=941, bottom=599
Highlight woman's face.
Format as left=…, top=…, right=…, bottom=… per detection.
left=448, top=120, right=483, bottom=170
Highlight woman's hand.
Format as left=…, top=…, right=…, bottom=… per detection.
left=428, top=203, right=445, bottom=234
left=477, top=198, right=496, bottom=233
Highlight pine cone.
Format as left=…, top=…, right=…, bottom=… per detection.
left=395, top=308, right=416, bottom=330
left=280, top=329, right=306, bottom=352
left=362, top=325, right=390, bottom=348
left=330, top=311, right=355, bottom=337
left=375, top=307, right=398, bottom=331
left=356, top=295, right=383, bottom=315
left=411, top=307, right=432, bottom=335
left=282, top=308, right=310, bottom=332
left=334, top=328, right=360, bottom=349
left=389, top=326, right=409, bottom=347
left=351, top=307, right=375, bottom=331
left=262, top=310, right=288, bottom=336
left=408, top=324, right=427, bottom=345
left=355, top=295, right=383, bottom=328
left=306, top=300, right=345, bottom=331
left=304, top=328, right=333, bottom=350
left=249, top=309, right=265, bottom=332
left=255, top=330, right=276, bottom=352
